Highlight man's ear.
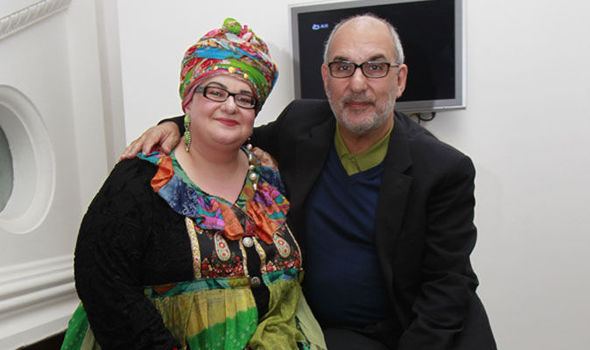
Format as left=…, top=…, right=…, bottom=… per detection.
left=395, top=64, right=408, bottom=98
left=321, top=63, right=329, bottom=92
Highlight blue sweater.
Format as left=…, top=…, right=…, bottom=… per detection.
left=303, top=146, right=391, bottom=327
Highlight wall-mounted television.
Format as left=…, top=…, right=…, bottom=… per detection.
left=290, top=0, right=464, bottom=113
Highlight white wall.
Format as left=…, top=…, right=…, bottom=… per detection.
left=118, top=1, right=590, bottom=349
left=0, top=5, right=82, bottom=347
left=117, top=0, right=304, bottom=140
left=428, top=2, right=590, bottom=348
left=0, top=0, right=123, bottom=347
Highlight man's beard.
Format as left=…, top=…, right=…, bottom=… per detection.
left=327, top=91, right=396, bottom=135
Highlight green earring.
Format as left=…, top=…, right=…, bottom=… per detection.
left=184, top=114, right=191, bottom=152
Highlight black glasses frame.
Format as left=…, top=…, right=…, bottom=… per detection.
left=194, top=86, right=258, bottom=109
left=327, top=60, right=400, bottom=79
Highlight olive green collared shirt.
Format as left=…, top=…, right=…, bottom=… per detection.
left=334, top=122, right=394, bottom=176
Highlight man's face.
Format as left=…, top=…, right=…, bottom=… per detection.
left=321, top=18, right=408, bottom=135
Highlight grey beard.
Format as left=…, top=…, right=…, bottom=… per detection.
left=327, top=94, right=396, bottom=135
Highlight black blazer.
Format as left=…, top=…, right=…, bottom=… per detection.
left=252, top=99, right=496, bottom=350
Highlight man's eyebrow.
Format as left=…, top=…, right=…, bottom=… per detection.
left=330, top=54, right=388, bottom=62
left=331, top=56, right=350, bottom=62
left=368, top=54, right=387, bottom=61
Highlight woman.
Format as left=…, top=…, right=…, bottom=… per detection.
left=61, top=18, right=324, bottom=350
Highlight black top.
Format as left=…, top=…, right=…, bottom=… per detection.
left=75, top=159, right=189, bottom=348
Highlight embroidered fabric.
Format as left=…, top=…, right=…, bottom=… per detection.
left=62, top=147, right=318, bottom=350
left=138, top=148, right=289, bottom=245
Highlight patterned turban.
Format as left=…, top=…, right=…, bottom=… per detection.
left=179, top=18, right=278, bottom=113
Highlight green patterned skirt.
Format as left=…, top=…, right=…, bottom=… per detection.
left=61, top=269, right=326, bottom=350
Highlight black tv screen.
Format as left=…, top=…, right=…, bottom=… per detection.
left=291, top=0, right=464, bottom=113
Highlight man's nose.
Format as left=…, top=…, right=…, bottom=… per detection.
left=348, top=67, right=369, bottom=92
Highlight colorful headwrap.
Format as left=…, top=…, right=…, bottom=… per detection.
left=179, top=18, right=278, bottom=113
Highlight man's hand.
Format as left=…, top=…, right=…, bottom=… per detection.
left=120, top=121, right=181, bottom=160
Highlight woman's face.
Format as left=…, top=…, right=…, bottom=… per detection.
left=185, top=74, right=256, bottom=150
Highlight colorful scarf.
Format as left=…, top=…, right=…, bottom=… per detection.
left=179, top=18, right=278, bottom=113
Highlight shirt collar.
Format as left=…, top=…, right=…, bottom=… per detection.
left=334, top=121, right=394, bottom=175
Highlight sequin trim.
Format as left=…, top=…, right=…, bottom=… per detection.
left=239, top=240, right=249, bottom=276
left=185, top=217, right=202, bottom=279
left=253, top=238, right=267, bottom=271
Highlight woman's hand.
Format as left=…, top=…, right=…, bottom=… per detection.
left=120, top=121, right=181, bottom=160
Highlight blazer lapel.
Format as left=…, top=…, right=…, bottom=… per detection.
left=288, top=117, right=335, bottom=244
left=374, top=116, right=413, bottom=325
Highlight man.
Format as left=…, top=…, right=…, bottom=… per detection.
left=123, top=14, right=495, bottom=350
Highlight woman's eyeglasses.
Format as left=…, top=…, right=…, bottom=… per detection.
left=194, top=86, right=257, bottom=109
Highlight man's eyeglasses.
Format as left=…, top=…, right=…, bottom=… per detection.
left=327, top=60, right=399, bottom=79
left=194, top=86, right=257, bottom=109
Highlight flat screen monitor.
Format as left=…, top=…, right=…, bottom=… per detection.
left=290, top=0, right=464, bottom=113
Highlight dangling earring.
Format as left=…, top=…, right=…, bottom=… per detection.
left=184, top=114, right=191, bottom=152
